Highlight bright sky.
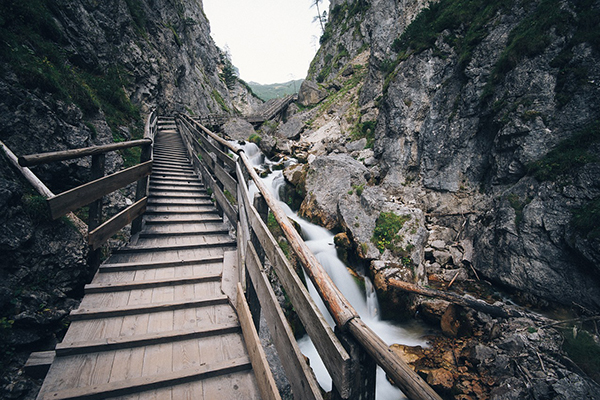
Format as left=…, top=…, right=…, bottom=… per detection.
left=203, top=0, right=330, bottom=84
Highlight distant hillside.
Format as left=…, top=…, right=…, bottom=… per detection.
left=248, top=79, right=304, bottom=101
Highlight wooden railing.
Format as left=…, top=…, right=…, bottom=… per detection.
left=17, top=111, right=158, bottom=266
left=177, top=114, right=442, bottom=400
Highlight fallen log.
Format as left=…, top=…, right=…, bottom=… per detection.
left=388, top=279, right=532, bottom=319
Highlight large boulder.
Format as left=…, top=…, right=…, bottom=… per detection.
left=297, top=80, right=327, bottom=107
left=222, top=117, right=257, bottom=142
left=299, top=154, right=370, bottom=230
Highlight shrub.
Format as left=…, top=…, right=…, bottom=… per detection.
left=572, top=197, right=600, bottom=240
left=371, top=212, right=411, bottom=255
left=248, top=133, right=262, bottom=145
left=527, top=121, right=599, bottom=182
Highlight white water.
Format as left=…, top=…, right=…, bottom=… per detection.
left=241, top=143, right=427, bottom=399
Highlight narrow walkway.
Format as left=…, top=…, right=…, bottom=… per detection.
left=36, top=118, right=261, bottom=399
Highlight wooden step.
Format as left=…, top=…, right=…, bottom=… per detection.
left=55, top=321, right=240, bottom=356
left=113, top=240, right=235, bottom=254
left=143, top=216, right=224, bottom=224
left=38, top=356, right=252, bottom=400
left=98, top=256, right=224, bottom=272
left=139, top=228, right=230, bottom=238
left=69, top=295, right=230, bottom=320
left=84, top=273, right=222, bottom=293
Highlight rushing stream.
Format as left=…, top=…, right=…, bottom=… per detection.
left=241, top=143, right=428, bottom=399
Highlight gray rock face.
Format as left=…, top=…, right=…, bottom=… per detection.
left=311, top=0, right=600, bottom=310
left=297, top=80, right=327, bottom=106
left=300, top=153, right=371, bottom=229
left=222, top=118, right=256, bottom=142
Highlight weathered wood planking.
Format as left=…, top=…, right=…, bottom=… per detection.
left=48, top=161, right=153, bottom=220
left=246, top=199, right=352, bottom=395
left=236, top=283, right=282, bottom=400
left=88, top=197, right=147, bottom=250
left=39, top=357, right=252, bottom=400
left=18, top=139, right=152, bottom=167
left=245, top=243, right=324, bottom=400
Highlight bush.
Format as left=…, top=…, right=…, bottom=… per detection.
left=527, top=121, right=599, bottom=182
left=572, top=197, right=600, bottom=240
left=371, top=212, right=411, bottom=255
left=248, top=133, right=262, bottom=145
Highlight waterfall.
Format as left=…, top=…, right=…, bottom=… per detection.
left=239, top=142, right=427, bottom=399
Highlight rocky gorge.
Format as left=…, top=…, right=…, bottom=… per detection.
left=0, top=0, right=599, bottom=399
left=251, top=0, right=600, bottom=398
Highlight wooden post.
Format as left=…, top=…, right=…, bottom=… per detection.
left=332, top=327, right=376, bottom=400
left=131, top=142, right=152, bottom=235
left=246, top=192, right=269, bottom=333
left=245, top=268, right=261, bottom=333
left=88, top=154, right=105, bottom=270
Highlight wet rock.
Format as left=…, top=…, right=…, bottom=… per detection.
left=390, top=344, right=425, bottom=367
left=419, top=299, right=450, bottom=325
left=426, top=368, right=455, bottom=392
left=441, top=304, right=472, bottom=337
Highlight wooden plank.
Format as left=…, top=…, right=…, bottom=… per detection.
left=197, top=159, right=238, bottom=223
left=98, top=256, right=224, bottom=273
left=89, top=198, right=147, bottom=250
left=245, top=243, right=323, bottom=400
left=236, top=283, right=282, bottom=400
left=213, top=162, right=238, bottom=202
left=85, top=273, right=222, bottom=293
left=18, top=139, right=152, bottom=167
left=247, top=204, right=352, bottom=394
left=48, top=161, right=153, bottom=220
left=112, top=240, right=236, bottom=254
left=39, top=356, right=252, bottom=400
left=55, top=322, right=240, bottom=357
left=24, top=351, right=55, bottom=379
left=221, top=251, right=238, bottom=303
left=181, top=117, right=236, bottom=170
left=70, top=295, right=229, bottom=321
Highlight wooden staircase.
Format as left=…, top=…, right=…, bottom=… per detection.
left=35, top=118, right=262, bottom=399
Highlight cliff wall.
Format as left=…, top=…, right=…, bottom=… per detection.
left=304, top=0, right=600, bottom=310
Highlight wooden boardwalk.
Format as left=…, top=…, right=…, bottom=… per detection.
left=36, top=118, right=262, bottom=399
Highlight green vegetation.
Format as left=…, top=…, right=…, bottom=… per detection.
left=219, top=50, right=238, bottom=90
left=248, top=79, right=303, bottom=101
left=322, top=0, right=370, bottom=45
left=572, top=197, right=600, bottom=240
left=506, top=193, right=531, bottom=228
left=23, top=193, right=50, bottom=223
left=0, top=317, right=15, bottom=370
left=527, top=121, right=600, bottom=182
left=211, top=89, right=230, bottom=113
left=549, top=0, right=600, bottom=107
left=390, top=0, right=514, bottom=83
left=487, top=0, right=570, bottom=90
left=371, top=212, right=412, bottom=259
left=561, top=327, right=600, bottom=384
left=248, top=133, right=262, bottom=145
left=351, top=120, right=376, bottom=149
left=0, top=0, right=143, bottom=155
left=224, top=189, right=236, bottom=206
left=124, top=0, right=147, bottom=35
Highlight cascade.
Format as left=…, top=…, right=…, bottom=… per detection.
left=241, top=142, right=427, bottom=399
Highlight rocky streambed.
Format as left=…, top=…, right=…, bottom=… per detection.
left=233, top=98, right=600, bottom=398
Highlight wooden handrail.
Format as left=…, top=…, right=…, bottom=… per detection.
left=179, top=114, right=443, bottom=400
left=18, top=139, right=152, bottom=167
